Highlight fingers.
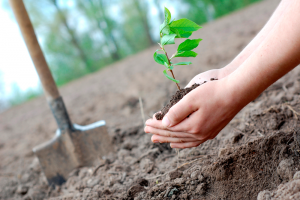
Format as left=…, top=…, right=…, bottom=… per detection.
left=170, top=141, right=205, bottom=149
left=151, top=135, right=199, bottom=143
left=162, top=92, right=199, bottom=128
left=146, top=117, right=190, bottom=133
left=145, top=118, right=165, bottom=129
left=146, top=111, right=205, bottom=135
left=145, top=125, right=195, bottom=138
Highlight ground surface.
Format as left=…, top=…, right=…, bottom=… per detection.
left=2, top=0, right=300, bottom=199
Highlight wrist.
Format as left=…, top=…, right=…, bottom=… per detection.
left=224, top=71, right=256, bottom=109
left=225, top=67, right=262, bottom=109
left=219, top=63, right=238, bottom=79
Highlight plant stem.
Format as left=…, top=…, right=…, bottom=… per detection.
left=164, top=51, right=181, bottom=90
left=170, top=70, right=180, bottom=90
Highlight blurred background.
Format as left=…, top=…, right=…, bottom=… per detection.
left=0, top=0, right=262, bottom=112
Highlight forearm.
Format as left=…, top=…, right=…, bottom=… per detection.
left=229, top=0, right=300, bottom=106
left=221, top=0, right=290, bottom=77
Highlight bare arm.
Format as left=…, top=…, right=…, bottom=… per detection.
left=229, top=0, right=300, bottom=105
left=187, top=0, right=290, bottom=87
left=222, top=0, right=291, bottom=76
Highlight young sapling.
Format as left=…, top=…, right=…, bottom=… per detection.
left=153, top=7, right=202, bottom=90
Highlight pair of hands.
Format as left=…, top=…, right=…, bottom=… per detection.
left=144, top=68, right=242, bottom=148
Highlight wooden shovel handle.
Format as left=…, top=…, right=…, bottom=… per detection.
left=9, top=0, right=60, bottom=101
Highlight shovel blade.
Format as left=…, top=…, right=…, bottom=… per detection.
left=33, top=120, right=114, bottom=186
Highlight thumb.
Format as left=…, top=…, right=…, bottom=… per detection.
left=162, top=93, right=198, bottom=127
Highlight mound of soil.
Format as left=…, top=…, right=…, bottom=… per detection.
left=2, top=67, right=300, bottom=200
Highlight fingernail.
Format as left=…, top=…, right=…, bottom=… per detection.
left=151, top=136, right=158, bottom=143
left=162, top=116, right=170, bottom=127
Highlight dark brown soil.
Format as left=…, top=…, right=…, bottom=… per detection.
left=155, top=83, right=201, bottom=120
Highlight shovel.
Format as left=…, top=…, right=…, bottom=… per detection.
left=9, top=0, right=115, bottom=185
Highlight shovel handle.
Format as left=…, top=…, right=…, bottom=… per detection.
left=10, top=0, right=73, bottom=131
left=9, top=0, right=60, bottom=101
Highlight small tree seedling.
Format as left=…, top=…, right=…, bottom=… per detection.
left=153, top=7, right=202, bottom=90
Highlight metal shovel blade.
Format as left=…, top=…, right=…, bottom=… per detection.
left=33, top=120, right=114, bottom=186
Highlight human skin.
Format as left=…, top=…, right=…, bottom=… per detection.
left=186, top=0, right=290, bottom=87
left=144, top=0, right=300, bottom=148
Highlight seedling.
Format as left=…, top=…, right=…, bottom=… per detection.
left=153, top=7, right=202, bottom=90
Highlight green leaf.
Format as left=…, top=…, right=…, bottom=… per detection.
left=164, top=62, right=169, bottom=68
left=159, top=22, right=165, bottom=32
left=153, top=50, right=168, bottom=65
left=175, top=51, right=198, bottom=57
left=160, top=21, right=170, bottom=35
left=177, top=30, right=193, bottom=38
left=173, top=61, right=192, bottom=66
left=164, top=7, right=171, bottom=24
left=171, top=28, right=193, bottom=38
left=178, top=39, right=202, bottom=51
left=163, top=70, right=180, bottom=83
left=161, top=34, right=176, bottom=46
left=170, top=19, right=202, bottom=32
left=169, top=18, right=175, bottom=24
left=163, top=62, right=170, bottom=69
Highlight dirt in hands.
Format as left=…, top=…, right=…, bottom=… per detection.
left=155, top=83, right=201, bottom=120
left=155, top=78, right=217, bottom=120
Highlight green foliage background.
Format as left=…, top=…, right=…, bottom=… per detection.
left=1, top=0, right=262, bottom=109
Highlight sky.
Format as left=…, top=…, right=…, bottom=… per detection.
left=0, top=4, right=40, bottom=100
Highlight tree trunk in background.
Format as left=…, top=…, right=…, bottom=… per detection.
left=154, top=0, right=164, bottom=23
left=75, top=0, right=113, bottom=61
left=133, top=0, right=155, bottom=46
left=51, top=0, right=93, bottom=72
left=98, top=0, right=121, bottom=61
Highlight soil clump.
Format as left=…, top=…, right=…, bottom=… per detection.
left=155, top=83, right=200, bottom=120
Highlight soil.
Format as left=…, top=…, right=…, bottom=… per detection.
left=155, top=83, right=200, bottom=120
left=3, top=0, right=300, bottom=200
left=155, top=79, right=217, bottom=120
